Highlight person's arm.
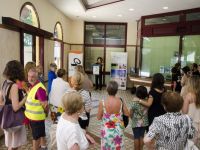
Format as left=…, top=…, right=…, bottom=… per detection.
left=122, top=101, right=129, bottom=117
left=129, top=108, right=133, bottom=118
left=97, top=101, right=103, bottom=120
left=144, top=118, right=160, bottom=148
left=0, top=91, right=4, bottom=106
left=10, top=84, right=26, bottom=112
left=182, top=93, right=191, bottom=114
left=138, top=96, right=153, bottom=107
left=85, top=133, right=96, bottom=145
left=36, top=87, right=49, bottom=114
left=70, top=144, right=80, bottom=150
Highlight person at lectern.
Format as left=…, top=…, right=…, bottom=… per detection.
left=95, top=57, right=103, bottom=90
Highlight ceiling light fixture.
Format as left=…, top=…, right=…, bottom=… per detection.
left=92, top=16, right=96, bottom=18
left=118, top=14, right=122, bottom=17
left=129, top=8, right=134, bottom=11
left=163, top=6, right=168, bottom=10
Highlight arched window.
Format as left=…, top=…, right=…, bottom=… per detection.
left=20, top=2, right=40, bottom=28
left=54, top=22, right=63, bottom=68
left=20, top=2, right=40, bottom=66
left=54, top=22, right=63, bottom=40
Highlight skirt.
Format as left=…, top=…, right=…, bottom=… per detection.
left=4, top=125, right=27, bottom=148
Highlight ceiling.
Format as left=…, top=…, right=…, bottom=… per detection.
left=48, top=0, right=200, bottom=22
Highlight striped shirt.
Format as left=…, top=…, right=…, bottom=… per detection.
left=146, top=112, right=195, bottom=150
left=78, top=89, right=92, bottom=120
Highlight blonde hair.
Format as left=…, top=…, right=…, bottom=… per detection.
left=25, top=62, right=36, bottom=80
left=186, top=76, right=200, bottom=108
left=75, top=65, right=85, bottom=75
left=62, top=91, right=83, bottom=115
left=71, top=72, right=84, bottom=90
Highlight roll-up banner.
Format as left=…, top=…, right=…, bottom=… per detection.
left=68, top=51, right=83, bottom=77
left=110, top=52, right=127, bottom=90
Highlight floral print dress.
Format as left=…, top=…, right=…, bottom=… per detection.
left=101, top=100, right=125, bottom=150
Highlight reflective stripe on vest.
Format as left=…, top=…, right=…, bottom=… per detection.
left=25, top=82, right=46, bottom=121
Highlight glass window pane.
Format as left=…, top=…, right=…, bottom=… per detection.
left=85, top=25, right=105, bottom=45
left=141, top=36, right=180, bottom=79
left=186, top=12, right=200, bottom=21
left=182, top=35, right=200, bottom=66
left=85, top=47, right=104, bottom=71
left=54, top=41, right=61, bottom=68
left=20, top=5, right=39, bottom=27
left=145, top=15, right=180, bottom=25
left=54, top=23, right=63, bottom=40
left=105, top=48, right=125, bottom=72
left=106, top=25, right=126, bottom=45
left=24, top=33, right=33, bottom=66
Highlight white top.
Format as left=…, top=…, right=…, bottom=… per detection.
left=56, top=114, right=89, bottom=150
left=49, top=77, right=71, bottom=107
left=188, top=103, right=200, bottom=130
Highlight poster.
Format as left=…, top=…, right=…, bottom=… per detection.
left=93, top=65, right=100, bottom=75
left=110, top=52, right=127, bottom=90
left=68, top=51, right=83, bottom=77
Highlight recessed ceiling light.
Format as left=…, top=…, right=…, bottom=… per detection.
left=162, top=18, right=167, bottom=21
left=92, top=16, right=96, bottom=18
left=163, top=6, right=168, bottom=10
left=129, top=8, right=134, bottom=11
left=118, top=14, right=122, bottom=17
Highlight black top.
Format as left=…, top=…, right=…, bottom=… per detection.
left=192, top=70, right=200, bottom=76
left=171, top=67, right=181, bottom=92
left=2, top=80, right=24, bottom=107
left=148, top=88, right=166, bottom=126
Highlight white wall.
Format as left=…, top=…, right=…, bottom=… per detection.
left=0, top=0, right=72, bottom=42
left=70, top=20, right=84, bottom=44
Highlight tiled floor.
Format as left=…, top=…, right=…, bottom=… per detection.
left=0, top=88, right=143, bottom=150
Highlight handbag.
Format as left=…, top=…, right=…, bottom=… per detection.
left=1, top=104, right=25, bottom=130
left=184, top=115, right=199, bottom=150
left=120, top=98, right=129, bottom=128
left=0, top=80, right=25, bottom=130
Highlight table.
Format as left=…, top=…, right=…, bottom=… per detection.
left=129, top=76, right=171, bottom=90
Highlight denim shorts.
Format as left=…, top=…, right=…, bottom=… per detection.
left=132, top=127, right=146, bottom=139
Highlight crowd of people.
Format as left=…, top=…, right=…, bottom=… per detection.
left=0, top=60, right=200, bottom=150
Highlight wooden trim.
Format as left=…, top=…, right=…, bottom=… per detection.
left=20, top=30, right=24, bottom=65
left=20, top=2, right=40, bottom=28
left=39, top=36, right=44, bottom=71
left=135, top=20, right=139, bottom=72
left=81, top=0, right=124, bottom=10
left=0, top=24, right=19, bottom=32
left=32, top=34, right=36, bottom=62
left=141, top=7, right=200, bottom=20
left=61, top=42, right=64, bottom=68
left=54, top=22, right=64, bottom=41
left=126, top=45, right=140, bottom=47
left=70, top=43, right=84, bottom=46
left=179, top=35, right=183, bottom=62
left=2, top=17, right=53, bottom=38
left=125, top=23, right=127, bottom=52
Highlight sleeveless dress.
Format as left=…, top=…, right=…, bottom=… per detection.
left=101, top=100, right=125, bottom=150
left=2, top=80, right=27, bottom=148
left=188, top=103, right=200, bottom=148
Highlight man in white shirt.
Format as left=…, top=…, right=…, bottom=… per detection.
left=49, top=69, right=71, bottom=122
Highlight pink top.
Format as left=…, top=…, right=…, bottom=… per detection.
left=30, top=81, right=47, bottom=102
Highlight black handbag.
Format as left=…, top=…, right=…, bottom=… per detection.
left=120, top=98, right=129, bottom=128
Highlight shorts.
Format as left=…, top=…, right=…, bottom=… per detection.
left=78, top=112, right=90, bottom=129
left=132, top=127, right=146, bottom=139
left=30, top=120, right=46, bottom=140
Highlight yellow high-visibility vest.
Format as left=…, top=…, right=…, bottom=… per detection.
left=25, top=82, right=46, bottom=121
